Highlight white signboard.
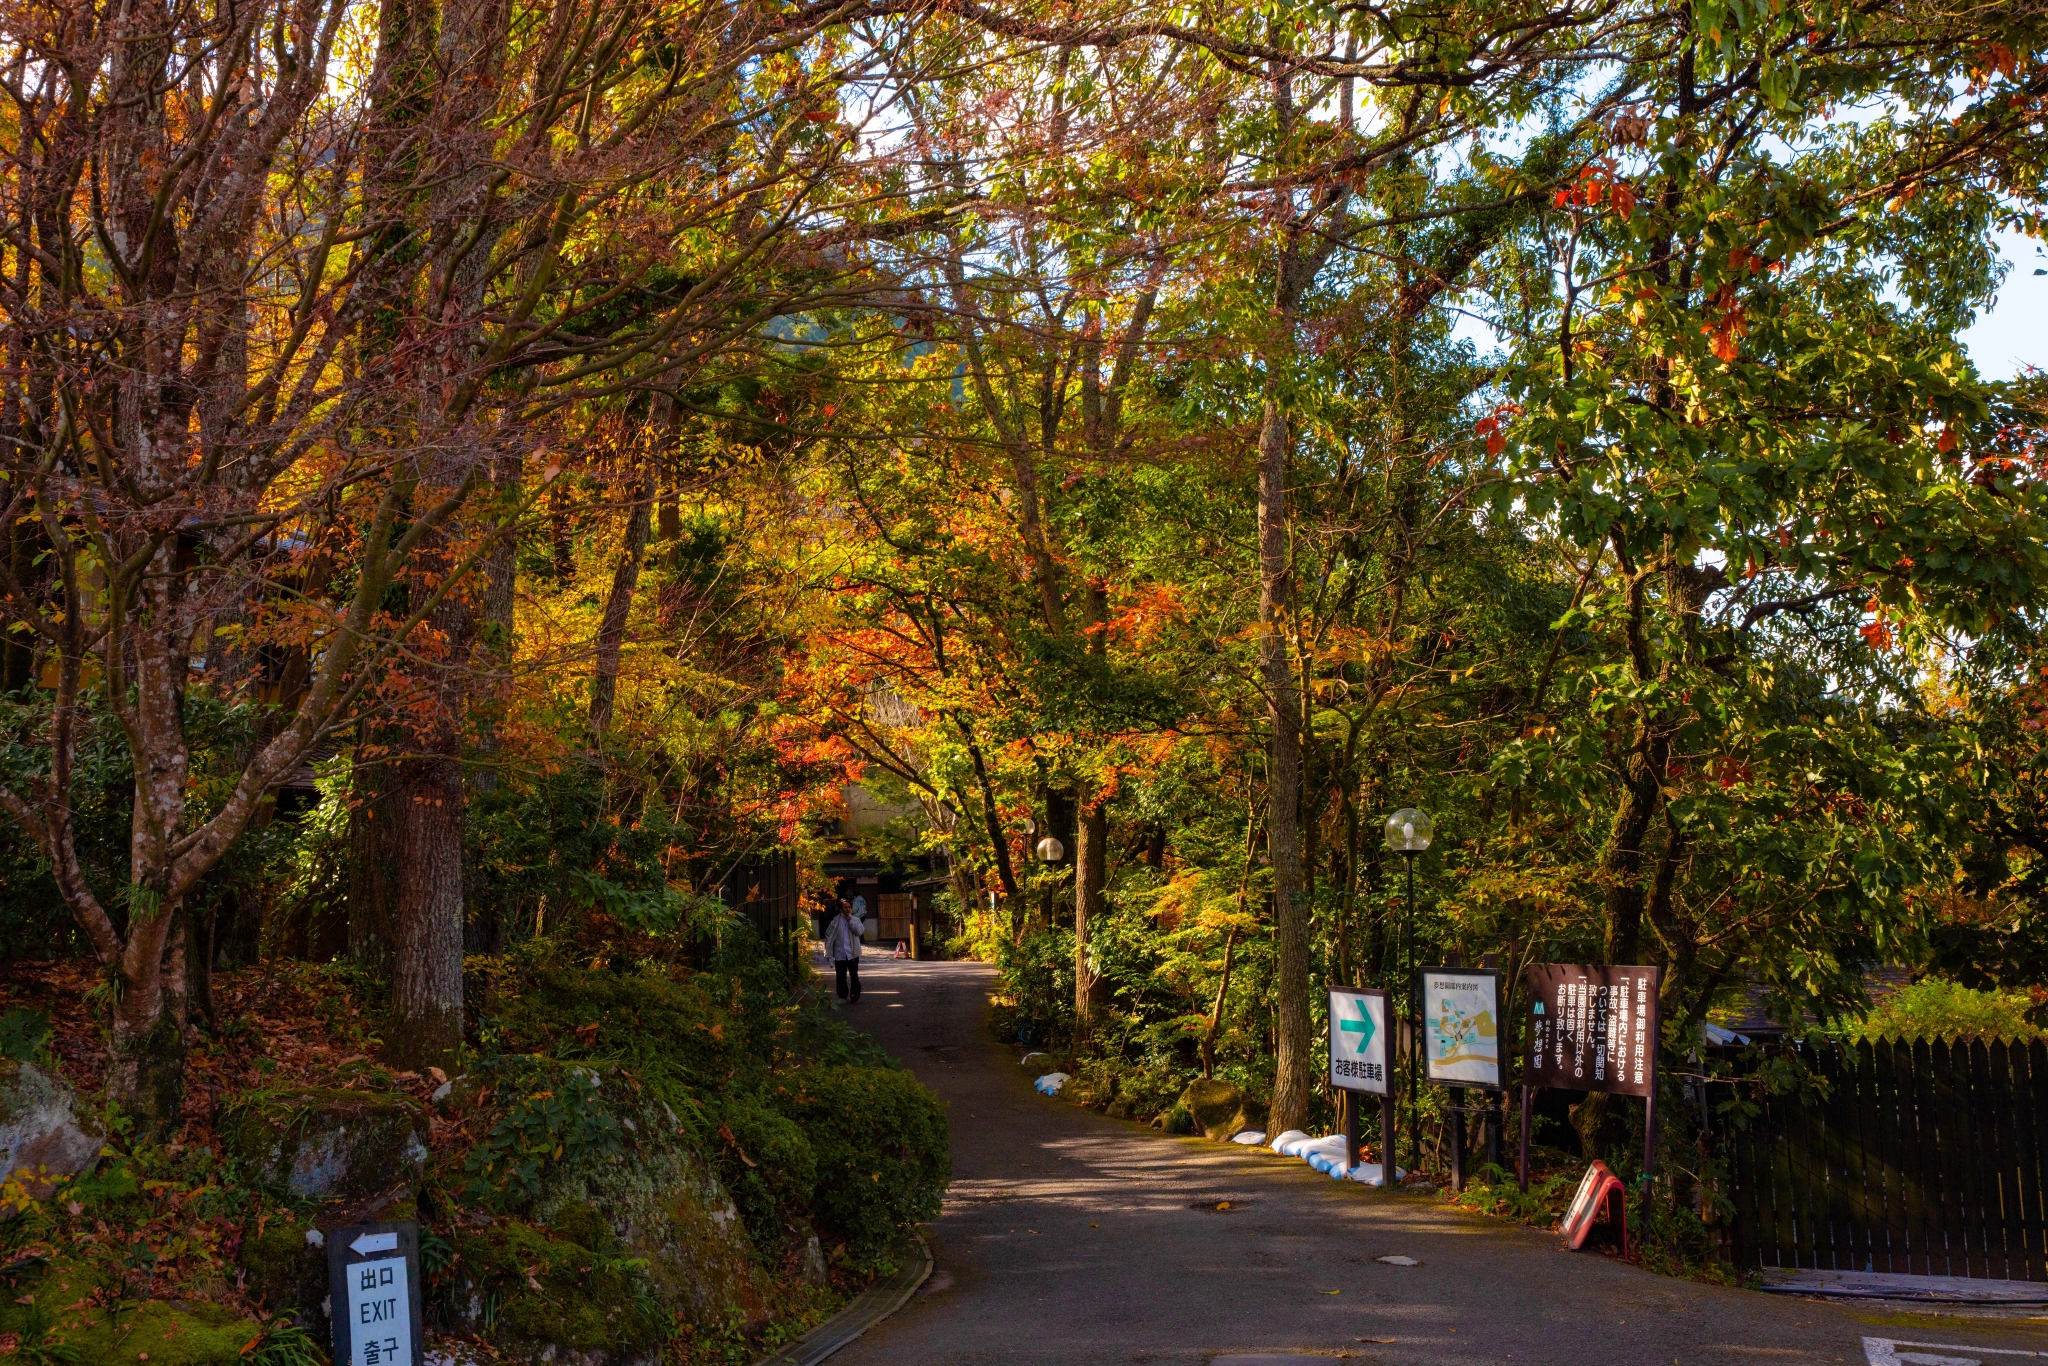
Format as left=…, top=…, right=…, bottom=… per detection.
left=346, top=1257, right=413, bottom=1366
left=327, top=1222, right=421, bottom=1366
left=1421, top=969, right=1505, bottom=1089
left=1328, top=986, right=1390, bottom=1095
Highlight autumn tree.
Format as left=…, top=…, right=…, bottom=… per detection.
left=0, top=0, right=927, bottom=1124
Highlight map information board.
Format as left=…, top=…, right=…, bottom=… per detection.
left=1420, top=970, right=1504, bottom=1089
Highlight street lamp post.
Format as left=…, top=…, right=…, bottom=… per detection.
left=1384, top=808, right=1433, bottom=1176
left=1032, top=828, right=1065, bottom=937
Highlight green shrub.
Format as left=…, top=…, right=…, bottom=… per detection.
left=459, top=1056, right=625, bottom=1208
left=481, top=960, right=757, bottom=1093
left=473, top=949, right=943, bottom=1273
left=768, top=1064, right=948, bottom=1262
left=1830, top=977, right=2046, bottom=1043
left=709, top=1094, right=817, bottom=1259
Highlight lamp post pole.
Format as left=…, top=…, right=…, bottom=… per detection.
left=1403, top=847, right=1417, bottom=1173
left=1382, top=807, right=1431, bottom=1185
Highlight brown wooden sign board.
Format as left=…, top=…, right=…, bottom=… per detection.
left=1523, top=964, right=1662, bottom=1097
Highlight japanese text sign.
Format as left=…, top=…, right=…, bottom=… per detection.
left=1328, top=987, right=1391, bottom=1095
left=1420, top=969, right=1506, bottom=1090
left=327, top=1221, right=424, bottom=1366
left=1523, top=964, right=1662, bottom=1097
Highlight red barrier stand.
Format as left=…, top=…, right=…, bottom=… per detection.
left=1559, top=1160, right=1628, bottom=1255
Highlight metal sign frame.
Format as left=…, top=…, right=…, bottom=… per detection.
left=1327, top=986, right=1391, bottom=1095
left=1418, top=968, right=1507, bottom=1091
left=327, top=1220, right=425, bottom=1366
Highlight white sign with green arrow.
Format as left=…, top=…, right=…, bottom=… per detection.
left=1328, top=986, right=1391, bottom=1095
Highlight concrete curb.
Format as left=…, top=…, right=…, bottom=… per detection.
left=751, top=1233, right=933, bottom=1366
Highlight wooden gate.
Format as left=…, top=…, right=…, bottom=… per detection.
left=1728, top=1039, right=2048, bottom=1279
left=874, top=892, right=914, bottom=946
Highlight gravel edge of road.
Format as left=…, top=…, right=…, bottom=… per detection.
left=750, top=1233, right=935, bottom=1366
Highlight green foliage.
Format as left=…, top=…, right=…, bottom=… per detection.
left=0, top=1008, right=53, bottom=1064
left=460, top=1057, right=625, bottom=1207
left=474, top=942, right=941, bottom=1265
left=710, top=1096, right=817, bottom=1260
left=0, top=686, right=335, bottom=968
left=767, top=1064, right=949, bottom=1263
left=55, top=1158, right=138, bottom=1210
left=246, top=1318, right=327, bottom=1366
left=1829, top=977, right=2046, bottom=1043
left=467, top=762, right=720, bottom=945
left=1452, top=1168, right=1577, bottom=1226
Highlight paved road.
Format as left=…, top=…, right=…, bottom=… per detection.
left=827, top=955, right=2048, bottom=1366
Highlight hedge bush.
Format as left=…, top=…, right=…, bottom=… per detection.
left=769, top=1063, right=949, bottom=1261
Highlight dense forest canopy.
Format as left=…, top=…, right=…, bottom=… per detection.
left=3, top=0, right=2046, bottom=1199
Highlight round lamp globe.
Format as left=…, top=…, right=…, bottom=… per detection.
left=1384, top=807, right=1433, bottom=853
left=1035, top=835, right=1066, bottom=863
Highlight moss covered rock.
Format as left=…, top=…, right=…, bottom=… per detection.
left=221, top=1085, right=428, bottom=1200
left=0, top=1260, right=259, bottom=1366
left=442, top=1215, right=671, bottom=1365
left=1178, top=1078, right=1265, bottom=1141
left=237, top=1212, right=327, bottom=1322
left=440, top=1060, right=772, bottom=1362
left=235, top=1194, right=420, bottom=1324
left=0, top=1060, right=103, bottom=1199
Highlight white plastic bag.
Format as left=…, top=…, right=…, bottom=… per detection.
left=1034, top=1072, right=1070, bottom=1096
left=1299, top=1135, right=1351, bottom=1173
left=1344, top=1162, right=1405, bottom=1186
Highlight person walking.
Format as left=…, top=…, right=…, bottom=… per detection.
left=826, top=898, right=865, bottom=1004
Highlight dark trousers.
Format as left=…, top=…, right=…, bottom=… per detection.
left=834, top=958, right=861, bottom=1002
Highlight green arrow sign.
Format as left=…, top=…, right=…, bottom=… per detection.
left=1339, top=1000, right=1375, bottom=1054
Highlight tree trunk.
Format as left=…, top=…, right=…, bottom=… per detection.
left=108, top=900, right=189, bottom=1135
left=472, top=451, right=523, bottom=796
left=1261, top=396, right=1312, bottom=1137
left=1073, top=578, right=1112, bottom=1029
left=1201, top=925, right=1237, bottom=1079
left=1339, top=771, right=1359, bottom=987
left=1599, top=561, right=1668, bottom=967
left=391, top=714, right=466, bottom=1067
left=1579, top=557, right=1668, bottom=1156
left=2, top=515, right=34, bottom=693
left=387, top=560, right=474, bottom=1067
left=588, top=478, right=654, bottom=736
left=1074, top=798, right=1110, bottom=1029
left=956, top=714, right=1022, bottom=911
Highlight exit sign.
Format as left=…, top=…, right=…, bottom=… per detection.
left=327, top=1221, right=425, bottom=1366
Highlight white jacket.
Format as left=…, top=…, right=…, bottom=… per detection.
left=825, top=912, right=865, bottom=961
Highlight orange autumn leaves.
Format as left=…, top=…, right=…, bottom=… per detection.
left=1553, top=160, right=1637, bottom=219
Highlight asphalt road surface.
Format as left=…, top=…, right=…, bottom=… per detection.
left=825, top=955, right=2048, bottom=1366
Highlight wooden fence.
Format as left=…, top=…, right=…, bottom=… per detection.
left=713, top=850, right=802, bottom=973
left=1727, top=1038, right=2048, bottom=1280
